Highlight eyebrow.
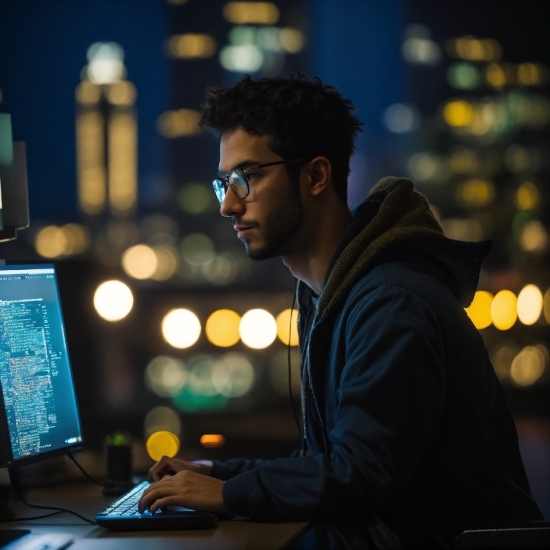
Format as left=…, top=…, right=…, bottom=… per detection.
left=217, top=160, right=264, bottom=177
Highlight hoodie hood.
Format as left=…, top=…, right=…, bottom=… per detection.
left=311, top=177, right=491, bottom=321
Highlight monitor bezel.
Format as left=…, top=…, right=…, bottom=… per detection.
left=0, top=263, right=84, bottom=468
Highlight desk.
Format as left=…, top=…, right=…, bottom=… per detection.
left=3, top=482, right=309, bottom=550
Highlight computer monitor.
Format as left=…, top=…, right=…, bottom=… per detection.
left=0, top=264, right=83, bottom=468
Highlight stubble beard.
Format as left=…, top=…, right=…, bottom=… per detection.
left=241, top=184, right=305, bottom=261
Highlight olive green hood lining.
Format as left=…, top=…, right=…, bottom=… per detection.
left=315, top=177, right=447, bottom=322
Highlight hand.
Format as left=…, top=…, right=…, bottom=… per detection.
left=138, top=470, right=228, bottom=515
left=148, top=456, right=213, bottom=482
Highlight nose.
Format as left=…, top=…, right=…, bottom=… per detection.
left=220, top=188, right=245, bottom=218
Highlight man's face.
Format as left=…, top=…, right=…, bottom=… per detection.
left=218, top=127, right=305, bottom=260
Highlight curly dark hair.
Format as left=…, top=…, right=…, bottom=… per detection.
left=199, top=73, right=363, bottom=203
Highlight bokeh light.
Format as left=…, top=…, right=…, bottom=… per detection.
left=443, top=100, right=474, bottom=127
left=177, top=183, right=213, bottom=214
left=34, top=226, right=67, bottom=258
left=222, top=2, right=279, bottom=25
left=200, top=434, right=226, bottom=448
left=146, top=431, right=180, bottom=462
left=520, top=221, right=547, bottom=252
left=239, top=309, right=277, bottom=349
left=145, top=356, right=187, bottom=397
left=180, top=233, right=214, bottom=265
left=517, top=284, right=543, bottom=325
left=105, top=81, right=137, bottom=106
left=382, top=103, right=420, bottom=133
left=447, top=62, right=481, bottom=89
left=491, top=343, right=519, bottom=381
left=86, top=42, right=125, bottom=84
left=544, top=288, right=550, bottom=324
left=206, top=309, right=241, bottom=347
left=94, top=280, right=133, bottom=321
left=144, top=406, right=182, bottom=440
left=491, top=290, right=517, bottom=331
left=510, top=346, right=547, bottom=387
left=276, top=309, right=299, bottom=346
left=220, top=44, right=264, bottom=72
left=162, top=309, right=201, bottom=348
left=212, top=352, right=255, bottom=397
left=455, top=179, right=495, bottom=208
left=122, top=244, right=158, bottom=279
left=465, top=291, right=493, bottom=329
left=515, top=181, right=539, bottom=210
left=157, top=109, right=201, bottom=138
left=151, top=245, right=179, bottom=281
left=164, top=33, right=217, bottom=59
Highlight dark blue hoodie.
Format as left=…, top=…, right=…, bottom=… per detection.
left=216, top=177, right=542, bottom=548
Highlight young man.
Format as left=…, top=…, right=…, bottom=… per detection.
left=139, top=74, right=542, bottom=548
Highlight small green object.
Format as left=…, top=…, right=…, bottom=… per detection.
left=106, top=431, right=131, bottom=446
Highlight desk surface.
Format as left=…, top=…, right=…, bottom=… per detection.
left=2, top=482, right=309, bottom=550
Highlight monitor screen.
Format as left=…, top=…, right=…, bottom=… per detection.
left=0, top=264, right=83, bottom=467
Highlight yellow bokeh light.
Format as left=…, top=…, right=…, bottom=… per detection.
left=94, top=280, right=134, bottom=321
left=222, top=2, right=279, bottom=25
left=165, top=34, right=217, bottom=59
left=276, top=309, right=299, bottom=346
left=205, top=309, right=241, bottom=347
left=105, top=81, right=137, bottom=106
left=162, top=308, right=201, bottom=349
left=544, top=288, right=550, bottom=324
left=200, top=434, right=225, bottom=448
left=157, top=109, right=202, bottom=138
left=75, top=81, right=101, bottom=105
left=517, top=63, right=541, bottom=86
left=517, top=284, right=543, bottom=325
left=146, top=431, right=180, bottom=462
left=443, top=100, right=474, bottom=127
left=151, top=246, right=178, bottom=281
left=62, top=223, right=90, bottom=255
left=491, top=290, right=517, bottom=331
left=515, top=181, right=539, bottom=210
left=239, top=309, right=277, bottom=349
left=510, top=347, right=546, bottom=387
left=520, top=221, right=547, bottom=252
left=455, top=179, right=495, bottom=208
left=34, top=226, right=68, bottom=258
left=143, top=406, right=182, bottom=440
left=122, top=244, right=158, bottom=280
left=465, top=291, right=493, bottom=330
left=485, top=63, right=506, bottom=88
left=279, top=28, right=304, bottom=53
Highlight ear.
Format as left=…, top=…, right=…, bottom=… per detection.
left=303, top=156, right=332, bottom=198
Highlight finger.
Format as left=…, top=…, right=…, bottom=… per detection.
left=149, top=456, right=177, bottom=481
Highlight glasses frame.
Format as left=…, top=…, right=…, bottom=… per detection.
left=212, top=158, right=308, bottom=203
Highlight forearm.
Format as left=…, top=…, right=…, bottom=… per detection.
left=210, top=458, right=266, bottom=481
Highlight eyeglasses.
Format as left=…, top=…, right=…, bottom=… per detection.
left=212, top=158, right=307, bottom=203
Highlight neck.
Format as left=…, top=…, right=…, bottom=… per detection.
left=282, top=201, right=353, bottom=295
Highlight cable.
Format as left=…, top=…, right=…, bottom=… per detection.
left=288, top=279, right=302, bottom=440
left=18, top=491, right=96, bottom=525
left=0, top=510, right=63, bottom=523
left=67, top=452, right=103, bottom=487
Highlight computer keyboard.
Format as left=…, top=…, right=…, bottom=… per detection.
left=98, top=481, right=172, bottom=517
left=95, top=480, right=216, bottom=530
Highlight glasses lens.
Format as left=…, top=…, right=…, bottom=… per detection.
left=212, top=179, right=226, bottom=203
left=229, top=170, right=248, bottom=199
